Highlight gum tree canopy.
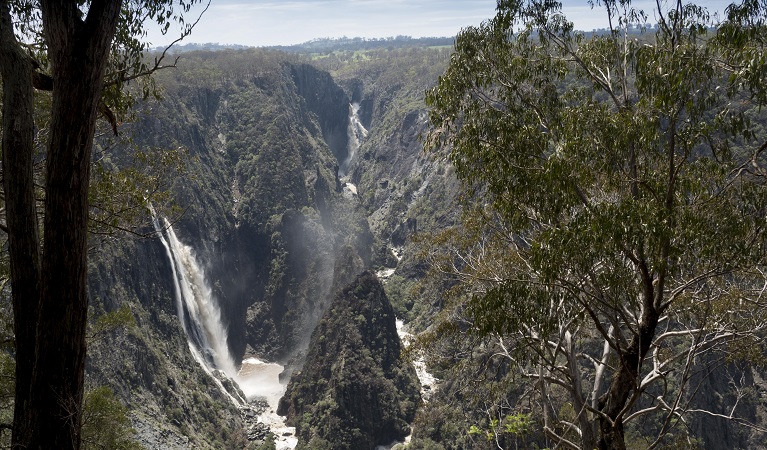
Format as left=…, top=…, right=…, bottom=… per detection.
left=426, top=0, right=767, bottom=448
left=0, top=1, right=204, bottom=448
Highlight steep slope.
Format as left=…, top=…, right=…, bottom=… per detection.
left=328, top=48, right=461, bottom=327
left=309, top=44, right=767, bottom=450
left=85, top=48, right=379, bottom=447
left=87, top=236, right=246, bottom=448
left=126, top=49, right=374, bottom=362
left=277, top=271, right=420, bottom=450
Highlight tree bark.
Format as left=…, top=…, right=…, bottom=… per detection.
left=0, top=2, right=42, bottom=448
left=17, top=1, right=122, bottom=448
left=564, top=331, right=597, bottom=450
left=596, top=299, right=660, bottom=450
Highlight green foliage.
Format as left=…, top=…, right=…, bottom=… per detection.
left=424, top=0, right=767, bottom=448
left=255, top=434, right=277, bottom=450
left=408, top=438, right=447, bottom=450
left=80, top=386, right=141, bottom=450
left=87, top=304, right=136, bottom=342
left=89, top=140, right=188, bottom=237
left=104, top=1, right=212, bottom=120
left=408, top=324, right=546, bottom=450
left=87, top=236, right=246, bottom=449
left=280, top=272, right=420, bottom=450
left=469, top=413, right=532, bottom=445
left=382, top=274, right=414, bottom=317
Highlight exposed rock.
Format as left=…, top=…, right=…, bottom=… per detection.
left=290, top=62, right=350, bottom=163
left=278, top=271, right=421, bottom=450
left=85, top=45, right=453, bottom=450
left=241, top=399, right=271, bottom=443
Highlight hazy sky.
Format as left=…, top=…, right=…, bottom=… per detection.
left=145, top=0, right=733, bottom=48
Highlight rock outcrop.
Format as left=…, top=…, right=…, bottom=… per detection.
left=278, top=271, right=421, bottom=450
left=85, top=49, right=380, bottom=447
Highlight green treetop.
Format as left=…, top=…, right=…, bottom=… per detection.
left=426, top=0, right=767, bottom=448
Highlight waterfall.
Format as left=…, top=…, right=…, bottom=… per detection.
left=151, top=209, right=297, bottom=447
left=339, top=102, right=367, bottom=176
left=150, top=209, right=237, bottom=379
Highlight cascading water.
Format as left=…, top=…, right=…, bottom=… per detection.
left=339, top=102, right=368, bottom=176
left=375, top=320, right=439, bottom=450
left=151, top=208, right=297, bottom=448
left=151, top=212, right=237, bottom=378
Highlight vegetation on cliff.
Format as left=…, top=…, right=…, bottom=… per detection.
left=5, top=3, right=767, bottom=448
left=0, top=1, right=212, bottom=447
left=278, top=271, right=420, bottom=450
left=420, top=0, right=767, bottom=448
left=80, top=46, right=388, bottom=447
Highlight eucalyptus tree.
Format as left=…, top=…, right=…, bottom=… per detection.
left=0, top=1, right=205, bottom=448
left=426, top=0, right=767, bottom=448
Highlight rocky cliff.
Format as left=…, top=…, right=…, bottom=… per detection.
left=77, top=42, right=767, bottom=450
left=122, top=50, right=381, bottom=363
left=85, top=49, right=385, bottom=447
left=87, top=234, right=246, bottom=448
left=277, top=271, right=420, bottom=450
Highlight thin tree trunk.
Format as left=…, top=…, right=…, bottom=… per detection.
left=564, top=331, right=597, bottom=449
left=22, top=2, right=122, bottom=448
left=597, top=301, right=660, bottom=450
left=0, top=2, right=42, bottom=448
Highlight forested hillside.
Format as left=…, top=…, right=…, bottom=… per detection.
left=78, top=42, right=456, bottom=449
left=4, top=1, right=767, bottom=450
left=411, top=1, right=767, bottom=449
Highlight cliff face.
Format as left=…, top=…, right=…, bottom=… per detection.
left=290, top=63, right=350, bottom=165
left=278, top=271, right=421, bottom=450
left=79, top=44, right=767, bottom=450
left=82, top=45, right=467, bottom=449
left=85, top=49, right=382, bottom=447
left=326, top=49, right=460, bottom=278
left=121, top=52, right=380, bottom=363
left=87, top=236, right=246, bottom=449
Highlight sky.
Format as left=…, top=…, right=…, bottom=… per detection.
left=144, top=0, right=734, bottom=48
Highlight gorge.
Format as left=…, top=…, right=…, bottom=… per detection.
left=152, top=210, right=293, bottom=443
left=74, top=37, right=767, bottom=450
left=81, top=43, right=450, bottom=449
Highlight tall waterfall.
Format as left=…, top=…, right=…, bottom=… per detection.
left=151, top=210, right=298, bottom=448
left=150, top=211, right=237, bottom=379
left=339, top=102, right=368, bottom=176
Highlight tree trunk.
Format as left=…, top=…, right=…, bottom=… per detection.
left=0, top=2, right=42, bottom=448
left=19, top=2, right=122, bottom=448
left=564, top=331, right=597, bottom=450
left=596, top=302, right=660, bottom=450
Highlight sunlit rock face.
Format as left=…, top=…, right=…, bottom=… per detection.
left=278, top=271, right=421, bottom=450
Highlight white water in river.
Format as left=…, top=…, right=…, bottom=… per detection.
left=151, top=210, right=296, bottom=448
left=236, top=349, right=297, bottom=448
left=396, top=320, right=437, bottom=400
left=239, top=358, right=297, bottom=450
left=339, top=102, right=367, bottom=176
left=375, top=320, right=439, bottom=450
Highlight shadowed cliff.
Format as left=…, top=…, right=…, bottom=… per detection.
left=278, top=271, right=421, bottom=450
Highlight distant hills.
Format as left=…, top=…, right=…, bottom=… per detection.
left=269, top=35, right=454, bottom=52
left=151, top=36, right=454, bottom=54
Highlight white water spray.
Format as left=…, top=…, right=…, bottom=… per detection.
left=396, top=319, right=437, bottom=399
left=340, top=102, right=367, bottom=176
left=240, top=358, right=298, bottom=450
left=151, top=211, right=237, bottom=378
left=151, top=208, right=297, bottom=447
